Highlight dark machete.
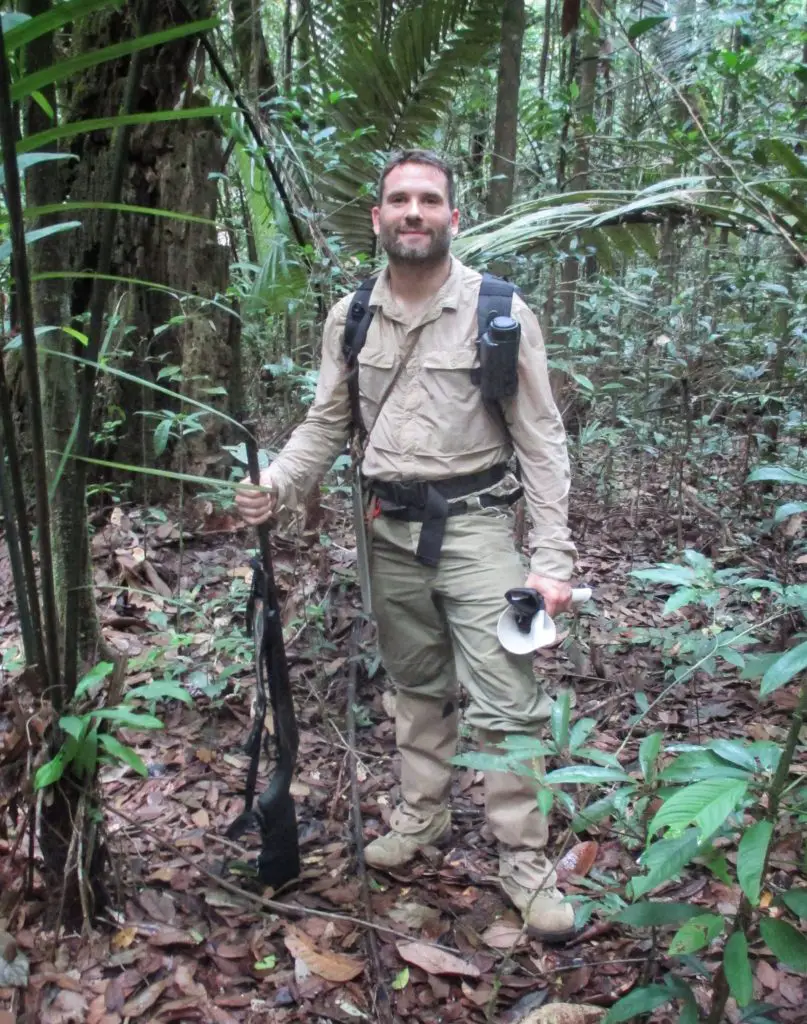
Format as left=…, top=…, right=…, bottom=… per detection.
left=225, top=430, right=300, bottom=887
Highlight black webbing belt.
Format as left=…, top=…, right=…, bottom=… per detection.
left=369, top=464, right=522, bottom=568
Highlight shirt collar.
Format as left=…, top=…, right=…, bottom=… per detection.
left=370, top=254, right=462, bottom=324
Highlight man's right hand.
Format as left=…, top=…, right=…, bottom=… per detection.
left=235, top=473, right=277, bottom=526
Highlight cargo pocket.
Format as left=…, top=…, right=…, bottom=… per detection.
left=357, top=342, right=396, bottom=420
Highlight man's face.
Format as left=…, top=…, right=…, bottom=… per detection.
left=372, top=162, right=459, bottom=267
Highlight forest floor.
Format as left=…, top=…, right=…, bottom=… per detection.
left=0, top=458, right=805, bottom=1024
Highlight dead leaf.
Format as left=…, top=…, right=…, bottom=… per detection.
left=462, top=981, right=495, bottom=1006
left=138, top=888, right=176, bottom=923
left=757, top=959, right=780, bottom=988
left=388, top=902, right=442, bottom=931
left=283, top=927, right=364, bottom=982
left=40, top=989, right=87, bottom=1024
left=120, top=978, right=171, bottom=1017
left=110, top=927, right=137, bottom=951
left=191, top=808, right=210, bottom=828
left=556, top=841, right=599, bottom=883
left=0, top=1012, right=14, bottom=1024
left=481, top=920, right=526, bottom=950
left=196, top=748, right=215, bottom=764
left=145, top=867, right=176, bottom=884
left=396, top=941, right=480, bottom=978
left=511, top=1004, right=606, bottom=1024
left=147, top=927, right=202, bottom=947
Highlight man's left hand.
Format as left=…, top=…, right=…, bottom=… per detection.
left=525, top=574, right=572, bottom=618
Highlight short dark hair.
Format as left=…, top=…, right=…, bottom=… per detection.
left=377, top=149, right=456, bottom=208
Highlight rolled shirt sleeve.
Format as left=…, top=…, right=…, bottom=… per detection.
left=264, top=296, right=352, bottom=509
left=503, top=295, right=577, bottom=581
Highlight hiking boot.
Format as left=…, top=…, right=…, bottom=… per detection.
left=498, top=849, right=577, bottom=942
left=364, top=804, right=452, bottom=870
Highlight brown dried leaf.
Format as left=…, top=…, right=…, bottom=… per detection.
left=283, top=927, right=364, bottom=982
left=512, top=1004, right=605, bottom=1024
left=396, top=941, right=480, bottom=978
left=147, top=928, right=201, bottom=948
left=120, top=978, right=171, bottom=1017
left=757, top=959, right=780, bottom=989
left=556, top=841, right=599, bottom=883
left=481, top=920, right=526, bottom=950
left=388, top=902, right=442, bottom=931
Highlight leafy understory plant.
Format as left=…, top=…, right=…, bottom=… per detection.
left=35, top=662, right=191, bottom=788
left=458, top=546, right=807, bottom=1023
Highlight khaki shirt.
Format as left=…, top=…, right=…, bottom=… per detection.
left=266, top=256, right=576, bottom=580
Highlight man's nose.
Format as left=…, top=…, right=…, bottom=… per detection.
left=403, top=199, right=423, bottom=220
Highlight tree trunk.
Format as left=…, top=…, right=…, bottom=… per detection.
left=487, top=0, right=525, bottom=217
left=538, top=0, right=552, bottom=99
left=232, top=0, right=278, bottom=102
left=58, top=0, right=239, bottom=483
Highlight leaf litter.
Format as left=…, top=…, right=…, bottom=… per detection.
left=0, top=472, right=805, bottom=1023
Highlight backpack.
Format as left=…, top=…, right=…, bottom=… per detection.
left=341, top=272, right=518, bottom=446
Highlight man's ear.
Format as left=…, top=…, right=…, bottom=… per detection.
left=371, top=206, right=381, bottom=236
left=450, top=208, right=459, bottom=237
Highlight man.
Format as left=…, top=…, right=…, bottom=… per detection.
left=236, top=150, right=579, bottom=941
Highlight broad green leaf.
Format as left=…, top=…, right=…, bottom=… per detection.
left=11, top=19, right=219, bottom=102
left=613, top=902, right=702, bottom=928
left=153, top=417, right=172, bottom=457
left=391, top=967, right=409, bottom=990
left=73, top=726, right=98, bottom=778
left=18, top=107, right=234, bottom=155
left=451, top=752, right=533, bottom=776
left=34, top=753, right=68, bottom=789
left=761, top=641, right=807, bottom=696
left=254, top=955, right=276, bottom=970
left=702, top=850, right=732, bottom=886
left=537, top=787, right=554, bottom=816
left=571, top=791, right=619, bottom=832
left=709, top=740, right=757, bottom=772
left=629, top=829, right=703, bottom=899
left=747, top=465, right=807, bottom=487
left=737, top=820, right=773, bottom=906
left=781, top=889, right=807, bottom=918
left=639, top=732, right=662, bottom=782
left=662, top=976, right=699, bottom=1024
left=99, top=734, right=148, bottom=777
left=775, top=501, right=807, bottom=523
left=59, top=715, right=88, bottom=742
left=724, top=932, right=753, bottom=1007
left=604, top=984, right=671, bottom=1023
left=660, top=750, right=751, bottom=783
left=649, top=778, right=748, bottom=839
left=550, top=689, right=571, bottom=749
left=500, top=735, right=553, bottom=757
left=4, top=0, right=113, bottom=51
left=543, top=766, right=633, bottom=785
left=664, top=587, right=702, bottom=614
left=0, top=221, right=82, bottom=263
left=669, top=914, right=724, bottom=955
left=74, top=660, right=115, bottom=699
left=627, top=15, right=670, bottom=40
left=760, top=918, right=807, bottom=972
left=127, top=681, right=192, bottom=705
left=631, top=566, right=696, bottom=587
left=568, top=717, right=596, bottom=751
left=91, top=707, right=163, bottom=730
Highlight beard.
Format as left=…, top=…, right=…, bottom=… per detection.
left=378, top=220, right=453, bottom=267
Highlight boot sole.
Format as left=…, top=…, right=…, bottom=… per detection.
left=526, top=923, right=580, bottom=944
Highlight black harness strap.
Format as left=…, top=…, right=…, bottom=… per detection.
left=343, top=276, right=377, bottom=445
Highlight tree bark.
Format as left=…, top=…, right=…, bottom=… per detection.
left=487, top=0, right=525, bottom=217
left=232, top=0, right=278, bottom=102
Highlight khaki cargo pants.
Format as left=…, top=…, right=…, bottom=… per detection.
left=370, top=506, right=552, bottom=853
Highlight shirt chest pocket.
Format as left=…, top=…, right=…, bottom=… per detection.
left=357, top=343, right=396, bottom=413
left=416, top=347, right=500, bottom=456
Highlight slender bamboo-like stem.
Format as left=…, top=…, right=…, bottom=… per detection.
left=0, top=350, right=43, bottom=667
left=0, top=18, right=60, bottom=697
left=0, top=441, right=36, bottom=662
left=707, top=683, right=807, bottom=1024
left=62, top=0, right=157, bottom=698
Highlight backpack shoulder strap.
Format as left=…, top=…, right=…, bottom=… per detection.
left=342, top=276, right=378, bottom=444
left=477, top=272, right=519, bottom=336
left=343, top=276, right=377, bottom=366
